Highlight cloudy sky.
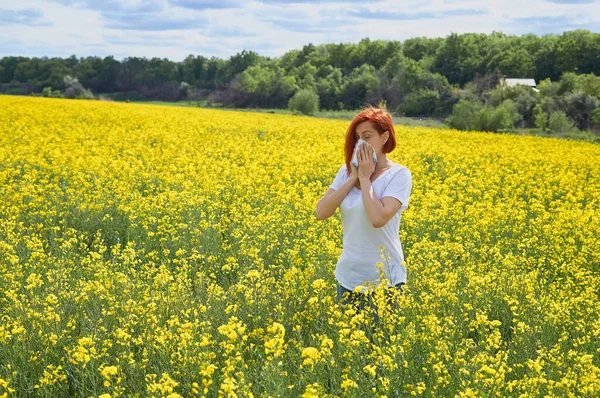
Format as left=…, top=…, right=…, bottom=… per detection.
left=1, top=0, right=599, bottom=61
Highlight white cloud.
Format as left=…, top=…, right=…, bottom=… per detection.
left=0, top=0, right=598, bottom=60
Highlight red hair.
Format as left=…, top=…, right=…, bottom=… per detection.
left=342, top=105, right=397, bottom=177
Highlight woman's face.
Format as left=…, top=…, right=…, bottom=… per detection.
left=354, top=120, right=388, bottom=156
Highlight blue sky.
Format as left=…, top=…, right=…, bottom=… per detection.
left=0, top=0, right=598, bottom=61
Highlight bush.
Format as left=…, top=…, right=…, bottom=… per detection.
left=537, top=78, right=560, bottom=98
left=489, top=84, right=538, bottom=127
left=574, top=73, right=600, bottom=98
left=539, top=96, right=558, bottom=116
left=495, top=99, right=519, bottom=130
left=139, top=82, right=182, bottom=102
left=63, top=75, right=95, bottom=99
left=548, top=111, right=576, bottom=133
left=592, top=108, right=600, bottom=129
left=288, top=89, right=320, bottom=116
left=472, top=100, right=519, bottom=132
left=180, top=82, right=190, bottom=99
left=41, top=86, right=64, bottom=98
left=563, top=91, right=599, bottom=130
left=398, top=89, right=440, bottom=117
left=445, top=99, right=481, bottom=130
left=534, top=104, right=548, bottom=131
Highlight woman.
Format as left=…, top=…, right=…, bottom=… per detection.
left=316, top=106, right=413, bottom=336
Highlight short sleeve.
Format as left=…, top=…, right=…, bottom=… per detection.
left=382, top=167, right=412, bottom=211
left=329, top=165, right=349, bottom=191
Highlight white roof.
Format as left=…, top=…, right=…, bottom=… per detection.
left=503, top=78, right=537, bottom=87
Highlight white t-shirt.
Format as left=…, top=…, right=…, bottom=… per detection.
left=329, top=163, right=412, bottom=293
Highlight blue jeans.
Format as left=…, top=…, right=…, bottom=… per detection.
left=336, top=281, right=405, bottom=345
left=337, top=281, right=405, bottom=304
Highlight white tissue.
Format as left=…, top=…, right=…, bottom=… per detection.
left=351, top=138, right=378, bottom=167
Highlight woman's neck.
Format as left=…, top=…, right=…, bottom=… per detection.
left=375, top=155, right=391, bottom=171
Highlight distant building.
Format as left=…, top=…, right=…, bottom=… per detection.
left=499, top=78, right=539, bottom=92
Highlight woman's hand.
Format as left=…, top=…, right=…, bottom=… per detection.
left=350, top=162, right=358, bottom=181
left=357, top=142, right=375, bottom=181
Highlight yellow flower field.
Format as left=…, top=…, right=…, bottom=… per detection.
left=0, top=95, right=599, bottom=397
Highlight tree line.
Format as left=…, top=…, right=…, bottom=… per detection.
left=1, top=29, right=599, bottom=132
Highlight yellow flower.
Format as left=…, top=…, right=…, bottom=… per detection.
left=311, top=278, right=328, bottom=291
left=264, top=322, right=286, bottom=359
left=364, top=364, right=377, bottom=377
left=301, top=347, right=322, bottom=367
left=146, top=372, right=179, bottom=396
left=341, top=377, right=358, bottom=391
left=301, top=382, right=322, bottom=398
left=2, top=93, right=599, bottom=398
left=100, top=365, right=119, bottom=380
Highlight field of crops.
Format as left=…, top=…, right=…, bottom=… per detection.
left=0, top=95, right=599, bottom=397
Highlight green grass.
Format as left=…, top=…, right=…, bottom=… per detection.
left=507, top=127, right=600, bottom=145
left=129, top=100, right=210, bottom=108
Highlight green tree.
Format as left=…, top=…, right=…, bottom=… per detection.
left=557, top=72, right=577, bottom=95
left=574, top=73, right=600, bottom=99
left=234, top=65, right=297, bottom=107
left=341, top=64, right=379, bottom=109
left=349, top=38, right=403, bottom=70
left=434, top=33, right=486, bottom=86
left=403, top=37, right=443, bottom=62
left=227, top=50, right=262, bottom=81
left=487, top=47, right=535, bottom=78
left=398, top=89, right=440, bottom=116
left=533, top=36, right=559, bottom=81
left=315, top=67, right=342, bottom=110
left=555, top=30, right=599, bottom=76
left=291, top=63, right=317, bottom=91
left=181, top=54, right=206, bottom=86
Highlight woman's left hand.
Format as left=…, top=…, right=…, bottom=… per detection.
left=357, top=142, right=375, bottom=180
